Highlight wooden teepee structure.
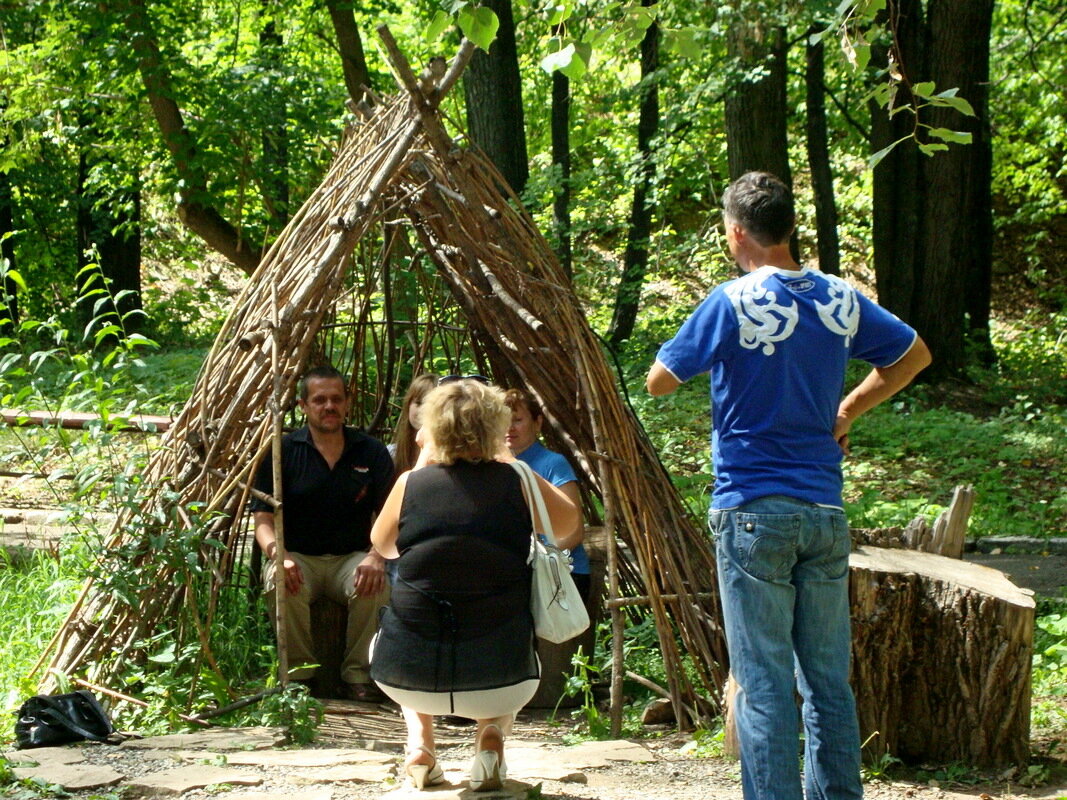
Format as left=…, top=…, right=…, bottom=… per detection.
left=33, top=28, right=728, bottom=728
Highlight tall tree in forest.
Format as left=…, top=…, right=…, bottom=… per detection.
left=722, top=4, right=796, bottom=259
left=325, top=0, right=374, bottom=106
left=260, top=7, right=289, bottom=232
left=0, top=165, right=17, bottom=330
left=869, top=0, right=995, bottom=379
left=463, top=0, right=529, bottom=196
left=114, top=0, right=263, bottom=274
left=607, top=2, right=659, bottom=347
left=723, top=10, right=791, bottom=185
left=551, top=65, right=572, bottom=279
left=805, top=25, right=840, bottom=275
left=74, top=132, right=143, bottom=334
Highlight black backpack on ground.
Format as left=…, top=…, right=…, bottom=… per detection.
left=15, top=690, right=115, bottom=749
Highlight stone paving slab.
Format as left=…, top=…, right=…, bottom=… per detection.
left=1, top=746, right=87, bottom=766
left=226, top=792, right=334, bottom=800
left=288, top=762, right=396, bottom=783
left=219, top=746, right=395, bottom=768
left=119, top=726, right=286, bottom=751
left=379, top=776, right=532, bottom=799
left=125, top=764, right=264, bottom=796
left=550, top=738, right=656, bottom=766
left=11, top=763, right=124, bottom=791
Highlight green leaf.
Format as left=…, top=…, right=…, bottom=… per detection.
left=911, top=81, right=936, bottom=98
left=3, top=268, right=27, bottom=292
left=424, top=10, right=451, bottom=42
left=458, top=6, right=500, bottom=52
left=561, top=43, right=591, bottom=80
left=853, top=42, right=871, bottom=71
left=918, top=142, right=949, bottom=156
left=541, top=44, right=574, bottom=74
left=868, top=136, right=908, bottom=169
left=927, top=127, right=972, bottom=144
left=546, top=3, right=574, bottom=26
left=928, top=94, right=976, bottom=117
left=663, top=27, right=701, bottom=59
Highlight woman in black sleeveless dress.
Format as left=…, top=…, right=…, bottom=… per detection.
left=370, top=378, right=580, bottom=791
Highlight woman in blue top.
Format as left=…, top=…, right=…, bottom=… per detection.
left=504, top=388, right=590, bottom=600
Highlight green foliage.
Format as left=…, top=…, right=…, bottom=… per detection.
left=1032, top=598, right=1067, bottom=744
left=913, top=761, right=982, bottom=787
left=0, top=549, right=82, bottom=719
left=557, top=644, right=609, bottom=739
left=687, top=724, right=726, bottom=758
left=254, top=683, right=323, bottom=746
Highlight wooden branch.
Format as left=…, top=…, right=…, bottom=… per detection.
left=123, top=0, right=261, bottom=274
left=0, top=408, right=173, bottom=433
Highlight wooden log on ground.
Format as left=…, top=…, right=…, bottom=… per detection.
left=723, top=545, right=1034, bottom=767
left=850, top=545, right=1033, bottom=767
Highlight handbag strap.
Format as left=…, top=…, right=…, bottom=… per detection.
left=509, top=460, right=558, bottom=547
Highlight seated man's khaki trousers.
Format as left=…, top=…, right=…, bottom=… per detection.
left=263, top=550, right=389, bottom=686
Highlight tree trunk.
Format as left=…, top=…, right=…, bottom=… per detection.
left=116, top=0, right=261, bottom=275
left=0, top=165, right=18, bottom=330
left=723, top=14, right=796, bottom=259
left=260, top=12, right=289, bottom=231
left=462, top=0, right=529, bottom=197
left=607, top=7, right=658, bottom=348
left=325, top=0, right=373, bottom=106
left=805, top=28, right=839, bottom=275
left=75, top=150, right=142, bottom=335
left=551, top=68, right=572, bottom=280
left=869, top=0, right=994, bottom=379
left=913, top=0, right=995, bottom=375
left=850, top=546, right=1032, bottom=767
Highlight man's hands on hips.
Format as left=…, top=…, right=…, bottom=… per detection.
left=353, top=550, right=387, bottom=597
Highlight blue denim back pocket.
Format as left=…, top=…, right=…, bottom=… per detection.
left=806, top=509, right=851, bottom=580
left=731, top=512, right=802, bottom=581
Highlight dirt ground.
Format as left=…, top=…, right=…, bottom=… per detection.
left=46, top=703, right=1067, bottom=800
left=3, top=504, right=1065, bottom=799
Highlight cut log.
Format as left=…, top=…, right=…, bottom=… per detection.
left=850, top=545, right=1034, bottom=767
left=724, top=544, right=1034, bottom=767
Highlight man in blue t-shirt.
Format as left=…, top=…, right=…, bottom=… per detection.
left=646, top=172, right=930, bottom=800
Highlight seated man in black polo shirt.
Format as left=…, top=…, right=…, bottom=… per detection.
left=252, top=365, right=395, bottom=700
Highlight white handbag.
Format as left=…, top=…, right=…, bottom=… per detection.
left=510, top=460, right=590, bottom=644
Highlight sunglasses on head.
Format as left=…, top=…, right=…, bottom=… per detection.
left=438, top=374, right=491, bottom=386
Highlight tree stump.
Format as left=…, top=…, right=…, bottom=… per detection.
left=850, top=545, right=1034, bottom=767
left=723, top=545, right=1034, bottom=767
left=310, top=598, right=347, bottom=699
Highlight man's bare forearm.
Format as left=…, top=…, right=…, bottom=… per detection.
left=836, top=337, right=932, bottom=437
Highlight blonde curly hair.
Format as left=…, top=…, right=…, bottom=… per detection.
left=420, top=380, right=509, bottom=464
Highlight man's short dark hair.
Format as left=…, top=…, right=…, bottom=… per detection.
left=722, top=171, right=795, bottom=247
left=299, top=365, right=346, bottom=400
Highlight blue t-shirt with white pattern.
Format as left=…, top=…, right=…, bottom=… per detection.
left=655, top=266, right=917, bottom=509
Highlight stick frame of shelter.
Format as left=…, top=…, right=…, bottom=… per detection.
left=32, top=28, right=728, bottom=728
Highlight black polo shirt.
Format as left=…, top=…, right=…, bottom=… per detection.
left=251, top=426, right=395, bottom=556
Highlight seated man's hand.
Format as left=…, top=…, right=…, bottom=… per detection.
left=353, top=550, right=386, bottom=597
left=282, top=556, right=304, bottom=595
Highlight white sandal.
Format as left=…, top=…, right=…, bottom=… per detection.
left=469, top=724, right=506, bottom=791
left=405, top=745, right=444, bottom=789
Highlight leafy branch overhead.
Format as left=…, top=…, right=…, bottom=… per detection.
left=815, top=0, right=978, bottom=168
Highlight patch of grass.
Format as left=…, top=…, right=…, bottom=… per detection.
left=0, top=549, right=83, bottom=723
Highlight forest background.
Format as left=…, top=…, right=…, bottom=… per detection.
left=0, top=0, right=1064, bottom=781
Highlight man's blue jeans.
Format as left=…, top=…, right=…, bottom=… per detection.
left=710, top=496, right=863, bottom=800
